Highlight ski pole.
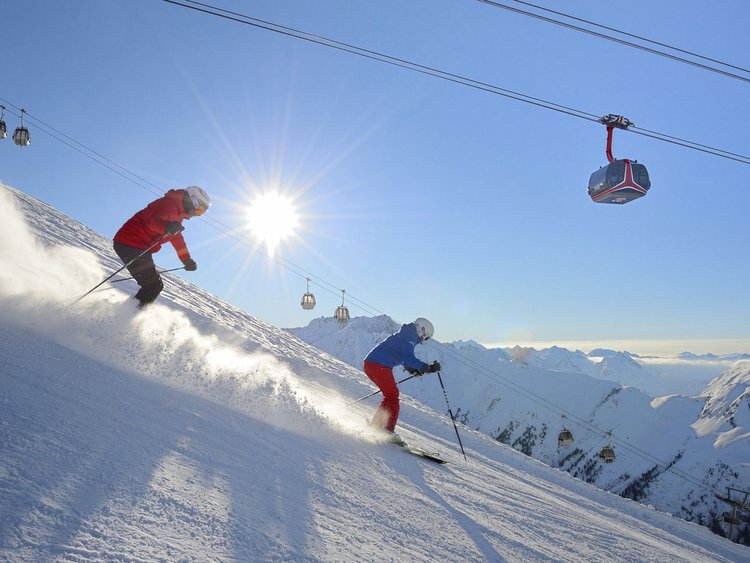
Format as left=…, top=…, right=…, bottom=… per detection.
left=69, top=237, right=167, bottom=307
left=436, top=371, right=467, bottom=461
left=111, top=265, right=186, bottom=283
left=346, top=373, right=420, bottom=406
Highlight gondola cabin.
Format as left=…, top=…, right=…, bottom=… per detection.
left=301, top=292, right=316, bottom=310
left=0, top=119, right=6, bottom=139
left=334, top=305, right=350, bottom=324
left=588, top=159, right=650, bottom=204
left=558, top=429, right=574, bottom=447
left=598, top=446, right=616, bottom=463
left=13, top=126, right=30, bottom=147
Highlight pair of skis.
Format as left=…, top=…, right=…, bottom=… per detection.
left=392, top=442, right=447, bottom=465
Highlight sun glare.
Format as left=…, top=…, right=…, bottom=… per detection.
left=246, top=191, right=299, bottom=255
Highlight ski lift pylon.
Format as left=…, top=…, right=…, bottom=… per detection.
left=587, top=114, right=649, bottom=204
left=334, top=289, right=349, bottom=323
left=716, top=486, right=750, bottom=541
left=12, top=108, right=31, bottom=147
left=723, top=512, right=741, bottom=526
left=301, top=278, right=316, bottom=310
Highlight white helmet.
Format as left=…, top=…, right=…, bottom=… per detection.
left=185, top=186, right=211, bottom=216
left=414, top=317, right=434, bottom=342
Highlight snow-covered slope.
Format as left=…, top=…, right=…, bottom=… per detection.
left=1, top=183, right=748, bottom=561
left=288, top=315, right=750, bottom=545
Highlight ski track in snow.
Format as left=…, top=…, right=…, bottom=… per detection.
left=1, top=184, right=748, bottom=561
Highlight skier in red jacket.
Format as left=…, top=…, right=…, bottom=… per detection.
left=113, top=186, right=210, bottom=307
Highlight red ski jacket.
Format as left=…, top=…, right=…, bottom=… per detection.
left=113, top=189, right=192, bottom=262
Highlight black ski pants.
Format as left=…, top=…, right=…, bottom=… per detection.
left=113, top=241, right=164, bottom=305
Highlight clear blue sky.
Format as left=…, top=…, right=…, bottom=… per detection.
left=3, top=0, right=749, bottom=355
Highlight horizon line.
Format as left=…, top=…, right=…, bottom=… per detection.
left=477, top=338, right=750, bottom=357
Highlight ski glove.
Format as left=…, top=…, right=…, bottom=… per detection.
left=426, top=361, right=441, bottom=373
left=183, top=258, right=197, bottom=271
left=165, top=221, right=184, bottom=236
left=405, top=367, right=424, bottom=376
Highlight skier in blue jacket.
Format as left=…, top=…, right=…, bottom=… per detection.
left=363, top=318, right=440, bottom=442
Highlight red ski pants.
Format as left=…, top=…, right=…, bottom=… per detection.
left=363, top=361, right=400, bottom=432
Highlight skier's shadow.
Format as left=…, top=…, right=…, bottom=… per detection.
left=404, top=464, right=506, bottom=562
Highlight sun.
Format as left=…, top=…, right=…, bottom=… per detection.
left=246, top=191, right=299, bottom=255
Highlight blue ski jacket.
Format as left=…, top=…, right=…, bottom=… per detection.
left=364, top=323, right=429, bottom=372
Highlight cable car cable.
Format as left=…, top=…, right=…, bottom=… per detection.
left=160, top=0, right=750, bottom=166
left=0, top=100, right=167, bottom=198
left=507, top=0, right=750, bottom=75
left=473, top=0, right=750, bottom=83
left=161, top=0, right=601, bottom=123
left=507, top=0, right=750, bottom=76
left=629, top=126, right=750, bottom=164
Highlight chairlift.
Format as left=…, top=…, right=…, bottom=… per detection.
left=334, top=289, right=350, bottom=324
left=300, top=278, right=316, bottom=310
left=0, top=106, right=7, bottom=139
left=598, top=431, right=616, bottom=463
left=13, top=108, right=31, bottom=147
left=558, top=416, right=574, bottom=447
left=588, top=114, right=649, bottom=204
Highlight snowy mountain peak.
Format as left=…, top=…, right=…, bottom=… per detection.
left=588, top=347, right=636, bottom=360
left=699, top=361, right=750, bottom=428
left=450, top=339, right=490, bottom=352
